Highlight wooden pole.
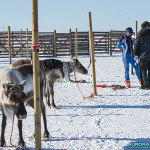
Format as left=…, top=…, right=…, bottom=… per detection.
left=131, top=21, right=138, bottom=75
left=109, top=30, right=112, bottom=56
left=31, top=0, right=41, bottom=149
left=8, top=26, right=11, bottom=65
left=88, top=12, right=97, bottom=95
left=69, top=29, right=73, bottom=57
left=108, top=31, right=110, bottom=54
left=21, top=29, right=23, bottom=56
left=26, top=28, right=29, bottom=59
left=75, top=28, right=78, bottom=58
left=135, top=21, right=138, bottom=38
left=12, top=32, right=14, bottom=56
left=53, top=29, right=56, bottom=57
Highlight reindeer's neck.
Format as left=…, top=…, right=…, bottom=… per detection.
left=69, top=63, right=74, bottom=73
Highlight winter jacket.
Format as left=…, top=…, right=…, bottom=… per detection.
left=117, top=35, right=134, bottom=57
left=117, top=35, right=141, bottom=80
left=134, top=27, right=150, bottom=61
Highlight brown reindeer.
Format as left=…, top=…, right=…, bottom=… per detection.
left=11, top=58, right=88, bottom=108
left=0, top=64, right=49, bottom=148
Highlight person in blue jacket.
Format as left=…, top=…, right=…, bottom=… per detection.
left=117, top=27, right=141, bottom=88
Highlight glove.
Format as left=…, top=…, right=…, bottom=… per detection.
left=119, top=35, right=125, bottom=42
left=134, top=56, right=140, bottom=66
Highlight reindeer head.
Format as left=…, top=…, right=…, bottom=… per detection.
left=70, top=58, right=88, bottom=74
left=2, top=80, right=27, bottom=120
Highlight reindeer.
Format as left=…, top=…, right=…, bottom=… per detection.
left=42, top=58, right=88, bottom=108
left=0, top=64, right=49, bottom=148
left=11, top=58, right=88, bottom=108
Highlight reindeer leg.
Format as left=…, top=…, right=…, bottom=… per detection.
left=68, top=64, right=71, bottom=82
left=17, top=120, right=26, bottom=147
left=50, top=82, right=56, bottom=108
left=41, top=103, right=50, bottom=140
left=46, top=84, right=51, bottom=107
left=40, top=86, right=50, bottom=140
left=0, top=109, right=6, bottom=147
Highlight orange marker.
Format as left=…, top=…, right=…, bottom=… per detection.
left=92, top=84, right=107, bottom=87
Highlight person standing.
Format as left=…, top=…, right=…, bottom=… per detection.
left=134, top=21, right=150, bottom=89
left=117, top=27, right=141, bottom=88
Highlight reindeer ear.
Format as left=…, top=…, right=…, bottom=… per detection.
left=2, top=83, right=6, bottom=89
left=2, top=83, right=8, bottom=90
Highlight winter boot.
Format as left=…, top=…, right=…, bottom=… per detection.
left=125, top=80, right=130, bottom=88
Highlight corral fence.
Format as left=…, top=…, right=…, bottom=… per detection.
left=0, top=29, right=127, bottom=58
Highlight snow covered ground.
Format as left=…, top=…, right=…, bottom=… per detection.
left=0, top=53, right=150, bottom=150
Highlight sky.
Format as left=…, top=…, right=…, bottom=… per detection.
left=0, top=0, right=150, bottom=33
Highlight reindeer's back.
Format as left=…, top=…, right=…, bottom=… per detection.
left=14, top=64, right=33, bottom=75
left=11, top=59, right=31, bottom=68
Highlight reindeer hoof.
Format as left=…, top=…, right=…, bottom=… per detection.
left=50, top=104, right=57, bottom=108
left=46, top=103, right=51, bottom=107
left=42, top=137, right=50, bottom=141
left=42, top=132, right=50, bottom=141
left=17, top=140, right=26, bottom=148
left=0, top=140, right=6, bottom=147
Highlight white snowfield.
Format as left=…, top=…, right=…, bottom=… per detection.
left=0, top=53, right=150, bottom=150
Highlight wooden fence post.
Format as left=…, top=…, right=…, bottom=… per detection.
left=8, top=26, right=11, bottom=65
left=31, top=0, right=41, bottom=149
left=135, top=21, right=138, bottom=38
left=108, top=31, right=110, bottom=54
left=75, top=28, right=78, bottom=58
left=105, top=32, right=107, bottom=53
left=26, top=28, right=29, bottom=59
left=12, top=31, right=14, bottom=57
left=69, top=29, right=73, bottom=57
left=109, top=30, right=112, bottom=56
left=21, top=29, right=23, bottom=56
left=53, top=29, right=56, bottom=57
left=131, top=20, right=138, bottom=75
left=88, top=31, right=91, bottom=56
left=88, top=12, right=97, bottom=95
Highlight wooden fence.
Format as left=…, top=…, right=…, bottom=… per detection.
left=0, top=29, right=126, bottom=58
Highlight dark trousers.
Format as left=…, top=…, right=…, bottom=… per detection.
left=139, top=59, right=150, bottom=88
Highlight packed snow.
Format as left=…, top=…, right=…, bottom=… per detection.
left=0, top=53, right=150, bottom=150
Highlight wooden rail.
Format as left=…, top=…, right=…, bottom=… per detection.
left=0, top=30, right=129, bottom=58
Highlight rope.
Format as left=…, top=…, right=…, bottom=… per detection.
left=87, top=61, right=91, bottom=70
left=72, top=59, right=95, bottom=99
left=10, top=114, right=17, bottom=148
left=74, top=76, right=95, bottom=99
left=10, top=114, right=31, bottom=150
